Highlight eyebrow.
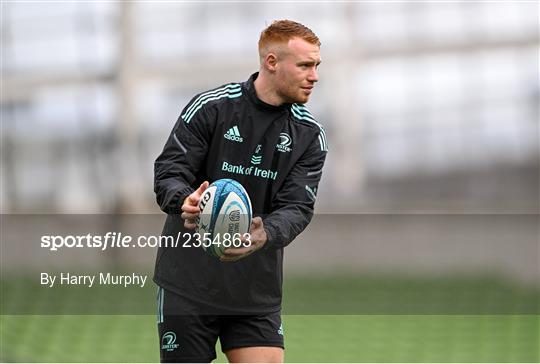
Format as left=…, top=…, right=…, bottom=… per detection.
left=297, top=60, right=322, bottom=66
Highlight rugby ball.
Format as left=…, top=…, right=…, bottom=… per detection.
left=196, top=179, right=252, bottom=257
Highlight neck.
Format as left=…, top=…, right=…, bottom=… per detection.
left=254, top=71, right=283, bottom=106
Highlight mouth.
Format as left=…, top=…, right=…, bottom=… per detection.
left=301, top=86, right=314, bottom=94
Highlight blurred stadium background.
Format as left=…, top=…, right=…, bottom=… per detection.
left=1, top=1, right=538, bottom=362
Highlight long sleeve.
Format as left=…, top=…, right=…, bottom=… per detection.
left=154, top=99, right=215, bottom=214
left=263, top=131, right=327, bottom=249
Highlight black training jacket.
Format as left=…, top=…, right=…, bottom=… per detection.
left=153, top=72, right=328, bottom=314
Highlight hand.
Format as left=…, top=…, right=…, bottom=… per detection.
left=220, top=217, right=267, bottom=262
left=181, top=181, right=209, bottom=229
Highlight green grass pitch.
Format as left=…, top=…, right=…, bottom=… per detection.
left=1, top=273, right=538, bottom=362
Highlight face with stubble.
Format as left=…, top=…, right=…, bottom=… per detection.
left=272, top=37, right=321, bottom=104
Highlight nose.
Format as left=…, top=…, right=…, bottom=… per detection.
left=308, top=67, right=318, bottom=83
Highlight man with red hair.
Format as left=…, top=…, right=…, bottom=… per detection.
left=154, top=20, right=327, bottom=362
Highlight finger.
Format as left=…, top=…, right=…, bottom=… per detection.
left=181, top=212, right=198, bottom=220
left=239, top=229, right=252, bottom=239
left=251, top=217, right=263, bottom=227
left=249, top=217, right=263, bottom=233
left=220, top=256, right=242, bottom=262
left=185, top=181, right=211, bottom=207
left=219, top=253, right=239, bottom=261
left=222, top=246, right=252, bottom=256
left=220, top=256, right=239, bottom=262
left=194, top=181, right=209, bottom=196
left=184, top=221, right=197, bottom=229
left=187, top=193, right=200, bottom=206
left=181, top=204, right=200, bottom=214
left=240, top=236, right=257, bottom=250
left=220, top=251, right=252, bottom=262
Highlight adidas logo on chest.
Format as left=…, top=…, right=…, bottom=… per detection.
left=224, top=125, right=243, bottom=143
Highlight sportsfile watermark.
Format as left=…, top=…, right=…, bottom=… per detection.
left=40, top=232, right=252, bottom=252
left=2, top=214, right=538, bottom=315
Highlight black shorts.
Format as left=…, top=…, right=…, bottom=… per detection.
left=157, top=287, right=284, bottom=363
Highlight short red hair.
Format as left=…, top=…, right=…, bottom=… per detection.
left=258, top=20, right=320, bottom=57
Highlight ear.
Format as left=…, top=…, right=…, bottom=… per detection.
left=265, top=53, right=278, bottom=72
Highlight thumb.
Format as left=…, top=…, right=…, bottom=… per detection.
left=187, top=181, right=210, bottom=205
left=199, top=181, right=210, bottom=192
left=251, top=216, right=263, bottom=228
left=195, top=181, right=209, bottom=196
